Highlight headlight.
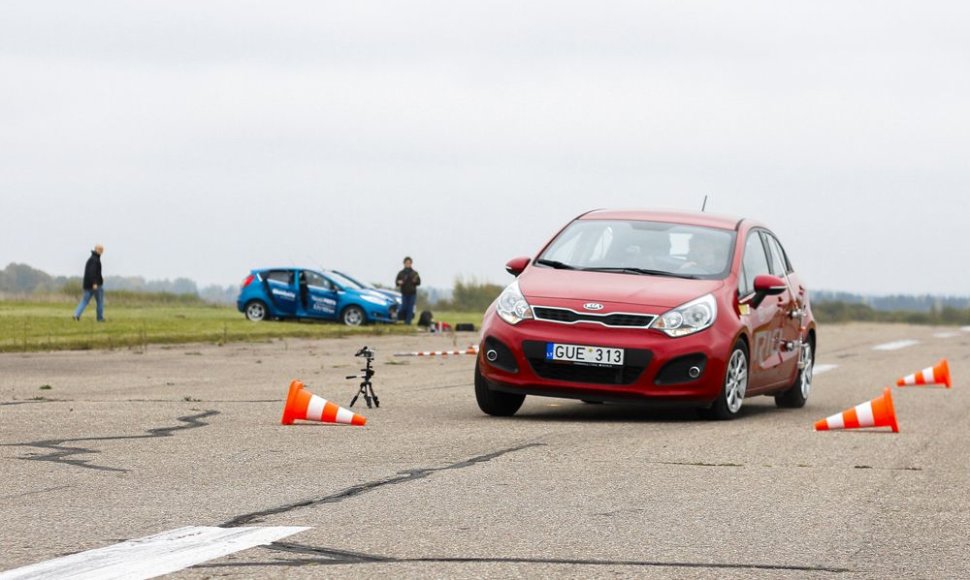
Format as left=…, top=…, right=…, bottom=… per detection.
left=652, top=294, right=717, bottom=337
left=495, top=280, right=534, bottom=325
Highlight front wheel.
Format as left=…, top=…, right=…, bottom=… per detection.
left=475, top=361, right=525, bottom=416
left=775, top=337, right=815, bottom=408
left=244, top=300, right=268, bottom=322
left=698, top=341, right=748, bottom=420
left=341, top=305, right=366, bottom=326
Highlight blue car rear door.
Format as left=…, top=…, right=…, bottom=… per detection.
left=303, top=270, right=339, bottom=320
left=265, top=270, right=299, bottom=317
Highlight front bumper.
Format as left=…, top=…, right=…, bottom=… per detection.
left=479, top=310, right=737, bottom=405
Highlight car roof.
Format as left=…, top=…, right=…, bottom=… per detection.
left=578, top=209, right=749, bottom=231
left=252, top=267, right=323, bottom=274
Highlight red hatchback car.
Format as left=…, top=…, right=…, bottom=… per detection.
left=475, top=209, right=816, bottom=420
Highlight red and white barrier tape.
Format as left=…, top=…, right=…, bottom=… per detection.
left=393, top=346, right=479, bottom=357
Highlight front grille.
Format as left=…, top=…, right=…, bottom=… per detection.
left=522, top=341, right=651, bottom=385
left=533, top=307, right=655, bottom=328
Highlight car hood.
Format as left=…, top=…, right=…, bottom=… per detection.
left=519, top=268, right=725, bottom=309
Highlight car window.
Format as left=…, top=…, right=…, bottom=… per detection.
left=326, top=271, right=364, bottom=289
left=304, top=271, right=332, bottom=290
left=266, top=270, right=293, bottom=285
left=763, top=234, right=790, bottom=277
left=539, top=219, right=735, bottom=279
left=740, top=232, right=771, bottom=296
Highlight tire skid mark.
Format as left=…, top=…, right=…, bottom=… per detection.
left=1, top=410, right=219, bottom=472
left=0, top=484, right=75, bottom=501
left=198, top=543, right=850, bottom=573
left=223, top=443, right=544, bottom=527
left=411, top=382, right=472, bottom=392
left=1, top=399, right=277, bottom=405
left=0, top=399, right=69, bottom=406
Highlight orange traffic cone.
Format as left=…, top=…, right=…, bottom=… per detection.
left=281, top=380, right=366, bottom=426
left=896, top=358, right=951, bottom=388
left=814, top=387, right=899, bottom=433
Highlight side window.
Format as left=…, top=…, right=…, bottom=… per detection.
left=304, top=271, right=330, bottom=290
left=764, top=234, right=790, bottom=277
left=740, top=232, right=771, bottom=297
left=267, top=270, right=293, bottom=285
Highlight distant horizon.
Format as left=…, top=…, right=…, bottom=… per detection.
left=4, top=261, right=969, bottom=301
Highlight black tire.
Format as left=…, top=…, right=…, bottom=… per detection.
left=698, top=340, right=749, bottom=420
left=475, top=361, right=525, bottom=417
left=775, top=336, right=815, bottom=408
left=244, top=300, right=268, bottom=322
left=341, top=305, right=366, bottom=327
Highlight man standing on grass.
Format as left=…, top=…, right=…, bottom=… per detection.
left=395, top=256, right=421, bottom=325
left=73, top=244, right=105, bottom=322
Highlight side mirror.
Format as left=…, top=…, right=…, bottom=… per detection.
left=749, top=274, right=787, bottom=308
left=505, top=256, right=531, bottom=277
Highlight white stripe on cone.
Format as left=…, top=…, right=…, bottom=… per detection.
left=306, top=395, right=326, bottom=421
left=855, top=402, right=875, bottom=427
left=335, top=407, right=354, bottom=424
left=825, top=412, right=845, bottom=429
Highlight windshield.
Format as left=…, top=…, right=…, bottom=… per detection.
left=538, top=219, right=736, bottom=279
left=325, top=271, right=365, bottom=290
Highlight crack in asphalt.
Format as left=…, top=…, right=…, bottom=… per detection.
left=197, top=542, right=850, bottom=573
left=222, top=443, right=544, bottom=527
left=0, top=410, right=219, bottom=472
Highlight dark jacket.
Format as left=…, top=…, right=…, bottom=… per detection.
left=82, top=251, right=103, bottom=290
left=396, top=267, right=421, bottom=295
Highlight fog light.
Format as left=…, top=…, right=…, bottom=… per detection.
left=688, top=366, right=701, bottom=379
left=486, top=349, right=499, bottom=362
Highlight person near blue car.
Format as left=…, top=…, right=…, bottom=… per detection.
left=73, top=244, right=105, bottom=322
left=395, top=256, right=421, bottom=325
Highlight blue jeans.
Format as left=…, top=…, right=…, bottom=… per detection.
left=399, top=294, right=416, bottom=324
left=74, top=287, right=104, bottom=321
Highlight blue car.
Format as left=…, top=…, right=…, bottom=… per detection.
left=237, top=267, right=398, bottom=326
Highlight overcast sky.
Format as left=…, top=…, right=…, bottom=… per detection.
left=2, top=1, right=968, bottom=295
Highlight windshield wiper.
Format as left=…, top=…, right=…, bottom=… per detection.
left=583, top=267, right=700, bottom=279
left=535, top=259, right=577, bottom=270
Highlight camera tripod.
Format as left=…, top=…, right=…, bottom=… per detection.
left=346, top=346, right=379, bottom=408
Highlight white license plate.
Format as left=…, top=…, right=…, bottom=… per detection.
left=545, top=343, right=624, bottom=366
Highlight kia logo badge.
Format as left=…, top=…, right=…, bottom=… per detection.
left=583, top=303, right=604, bottom=311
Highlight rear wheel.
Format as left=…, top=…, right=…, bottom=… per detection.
left=699, top=341, right=748, bottom=420
left=244, top=301, right=267, bottom=322
left=775, top=336, right=815, bottom=408
left=341, top=305, right=365, bottom=326
left=475, top=361, right=525, bottom=416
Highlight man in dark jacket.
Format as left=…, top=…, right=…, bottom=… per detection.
left=395, top=256, right=421, bottom=324
left=73, top=245, right=105, bottom=321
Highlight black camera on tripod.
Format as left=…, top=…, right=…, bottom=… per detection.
left=347, top=345, right=379, bottom=408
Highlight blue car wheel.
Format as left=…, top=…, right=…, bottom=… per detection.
left=244, top=300, right=268, bottom=322
left=341, top=305, right=365, bottom=326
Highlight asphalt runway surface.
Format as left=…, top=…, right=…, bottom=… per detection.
left=1, top=323, right=968, bottom=579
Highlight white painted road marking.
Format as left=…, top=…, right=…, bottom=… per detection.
left=0, top=526, right=308, bottom=580
left=813, top=364, right=838, bottom=375
left=873, top=340, right=919, bottom=351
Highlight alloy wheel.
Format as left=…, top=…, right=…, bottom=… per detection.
left=725, top=348, right=748, bottom=414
